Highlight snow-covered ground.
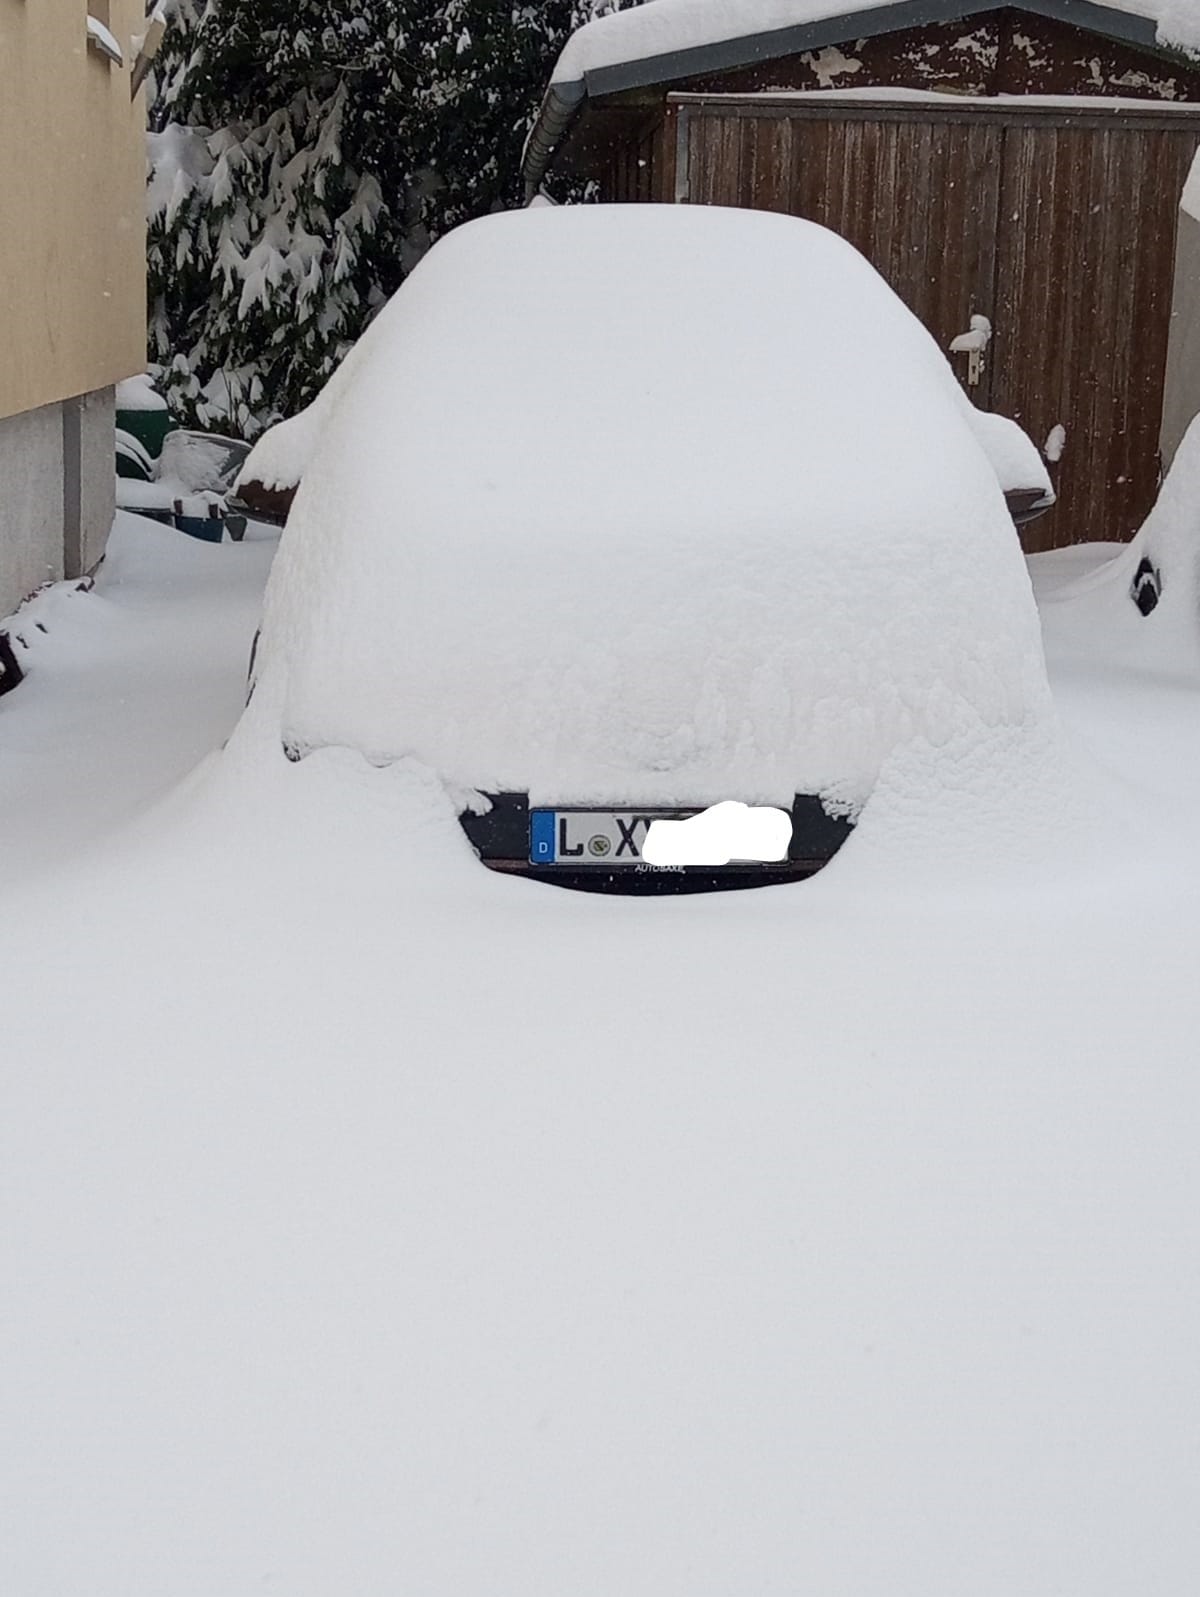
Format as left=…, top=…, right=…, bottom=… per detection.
left=0, top=512, right=276, bottom=891
left=1, top=507, right=1199, bottom=1595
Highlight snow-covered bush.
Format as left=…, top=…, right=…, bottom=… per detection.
left=147, top=1, right=630, bottom=438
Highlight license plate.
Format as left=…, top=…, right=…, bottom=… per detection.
left=530, top=809, right=702, bottom=867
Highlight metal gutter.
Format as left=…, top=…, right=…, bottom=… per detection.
left=522, top=80, right=586, bottom=202
left=521, top=0, right=1178, bottom=198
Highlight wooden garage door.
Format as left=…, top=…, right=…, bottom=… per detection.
left=678, top=100, right=1200, bottom=551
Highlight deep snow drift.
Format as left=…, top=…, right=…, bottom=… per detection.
left=0, top=512, right=276, bottom=889
left=2, top=641, right=1200, bottom=1597
left=4, top=206, right=1200, bottom=1597
left=1, top=484, right=1199, bottom=1596
left=257, top=204, right=1056, bottom=825
left=1035, top=412, right=1200, bottom=678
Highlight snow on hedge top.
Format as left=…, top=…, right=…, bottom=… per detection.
left=256, top=204, right=1052, bottom=810
left=551, top=0, right=1199, bottom=84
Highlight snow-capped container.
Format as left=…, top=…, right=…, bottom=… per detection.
left=116, top=373, right=172, bottom=462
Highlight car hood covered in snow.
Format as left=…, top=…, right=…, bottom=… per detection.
left=257, top=203, right=1053, bottom=815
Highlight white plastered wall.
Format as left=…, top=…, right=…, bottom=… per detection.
left=0, top=404, right=66, bottom=616
left=74, top=388, right=118, bottom=579
left=1161, top=150, right=1200, bottom=472
left=0, top=387, right=116, bottom=620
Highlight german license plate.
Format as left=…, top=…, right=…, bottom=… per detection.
left=530, top=809, right=701, bottom=867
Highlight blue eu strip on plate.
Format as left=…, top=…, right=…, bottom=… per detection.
left=529, top=809, right=556, bottom=865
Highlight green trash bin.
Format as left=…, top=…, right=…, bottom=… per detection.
left=118, top=407, right=171, bottom=460
left=116, top=427, right=156, bottom=480
left=115, top=375, right=171, bottom=463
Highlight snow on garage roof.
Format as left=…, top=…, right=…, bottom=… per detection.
left=525, top=0, right=1200, bottom=194
left=554, top=0, right=1197, bottom=88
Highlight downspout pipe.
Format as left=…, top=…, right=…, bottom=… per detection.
left=521, top=79, right=586, bottom=204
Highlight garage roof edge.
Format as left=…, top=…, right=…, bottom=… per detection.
left=522, top=0, right=1176, bottom=198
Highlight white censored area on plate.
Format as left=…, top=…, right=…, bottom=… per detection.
left=642, top=802, right=793, bottom=867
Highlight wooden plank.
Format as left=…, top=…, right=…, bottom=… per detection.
left=713, top=113, right=744, bottom=205
left=747, top=116, right=792, bottom=215
left=740, top=116, right=760, bottom=213
left=685, top=110, right=703, bottom=203
left=656, top=105, right=678, bottom=204
left=636, top=123, right=655, bottom=202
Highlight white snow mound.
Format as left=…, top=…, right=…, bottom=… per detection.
left=967, top=409, right=1053, bottom=497
left=255, top=204, right=1055, bottom=813
left=1158, top=0, right=1200, bottom=57
left=1035, top=411, right=1200, bottom=674
left=115, top=373, right=168, bottom=413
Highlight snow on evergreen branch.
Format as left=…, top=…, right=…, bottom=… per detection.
left=147, top=0, right=638, bottom=436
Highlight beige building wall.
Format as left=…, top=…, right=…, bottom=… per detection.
left=0, top=0, right=147, bottom=421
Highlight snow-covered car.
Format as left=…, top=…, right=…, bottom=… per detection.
left=247, top=203, right=1055, bottom=890
left=236, top=304, right=1054, bottom=534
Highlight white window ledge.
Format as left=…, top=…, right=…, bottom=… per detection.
left=86, top=16, right=125, bottom=67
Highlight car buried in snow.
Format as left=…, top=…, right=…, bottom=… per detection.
left=246, top=203, right=1054, bottom=892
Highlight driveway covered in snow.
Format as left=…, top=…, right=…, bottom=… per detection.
left=1, top=508, right=1198, bottom=1597
left=0, top=512, right=277, bottom=891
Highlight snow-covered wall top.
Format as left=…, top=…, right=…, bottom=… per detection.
left=551, top=0, right=1200, bottom=86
